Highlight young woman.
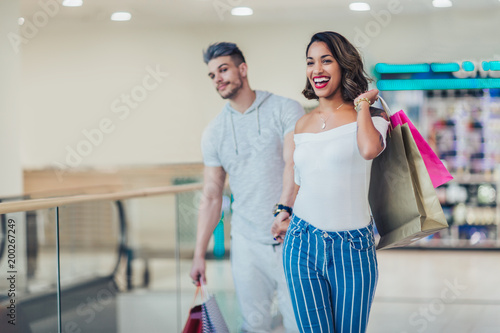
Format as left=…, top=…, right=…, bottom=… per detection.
left=282, top=31, right=390, bottom=333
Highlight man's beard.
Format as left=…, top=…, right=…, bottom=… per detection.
left=219, top=79, right=243, bottom=100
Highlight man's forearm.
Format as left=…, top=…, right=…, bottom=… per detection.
left=193, top=196, right=223, bottom=259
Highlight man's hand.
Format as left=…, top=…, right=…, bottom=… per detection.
left=190, top=257, right=206, bottom=286
left=271, top=211, right=291, bottom=244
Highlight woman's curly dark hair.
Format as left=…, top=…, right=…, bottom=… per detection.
left=302, top=31, right=372, bottom=102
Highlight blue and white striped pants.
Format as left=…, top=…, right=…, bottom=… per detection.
left=283, top=215, right=378, bottom=333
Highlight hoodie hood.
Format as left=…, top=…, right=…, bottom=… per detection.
left=223, top=90, right=272, bottom=115
left=224, top=90, right=272, bottom=155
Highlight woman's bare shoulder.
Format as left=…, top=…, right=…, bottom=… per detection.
left=294, top=110, right=316, bottom=134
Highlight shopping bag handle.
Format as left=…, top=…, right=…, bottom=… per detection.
left=189, top=280, right=211, bottom=309
left=378, top=96, right=393, bottom=117
left=200, top=280, right=210, bottom=301
left=190, top=286, right=201, bottom=308
left=377, top=96, right=394, bottom=136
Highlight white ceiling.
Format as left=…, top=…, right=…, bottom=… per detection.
left=19, top=0, right=500, bottom=25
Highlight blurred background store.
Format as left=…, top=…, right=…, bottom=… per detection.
left=0, top=0, right=499, bottom=332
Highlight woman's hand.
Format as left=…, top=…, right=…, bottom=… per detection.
left=355, top=88, right=386, bottom=160
left=271, top=211, right=290, bottom=243
left=354, top=88, right=379, bottom=106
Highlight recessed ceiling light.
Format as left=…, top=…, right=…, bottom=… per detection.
left=349, top=2, right=371, bottom=11
left=231, top=7, right=253, bottom=16
left=111, top=12, right=132, bottom=21
left=62, top=0, right=83, bottom=7
left=18, top=17, right=25, bottom=25
left=432, top=0, right=452, bottom=8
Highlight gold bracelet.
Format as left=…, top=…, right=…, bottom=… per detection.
left=355, top=98, right=371, bottom=112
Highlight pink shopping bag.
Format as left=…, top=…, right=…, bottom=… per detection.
left=379, top=97, right=453, bottom=188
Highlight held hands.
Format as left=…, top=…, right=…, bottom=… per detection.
left=354, top=89, right=379, bottom=107
left=271, top=211, right=291, bottom=244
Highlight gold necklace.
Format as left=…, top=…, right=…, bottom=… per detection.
left=318, top=102, right=344, bottom=130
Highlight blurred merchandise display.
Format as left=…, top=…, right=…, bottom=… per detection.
left=379, top=89, right=500, bottom=249
left=426, top=89, right=500, bottom=176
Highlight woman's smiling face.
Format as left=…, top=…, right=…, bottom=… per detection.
left=306, top=41, right=342, bottom=100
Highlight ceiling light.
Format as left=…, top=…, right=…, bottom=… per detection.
left=432, top=0, right=452, bottom=8
left=349, top=2, right=371, bottom=11
left=62, top=0, right=83, bottom=7
left=111, top=12, right=132, bottom=21
left=18, top=17, right=25, bottom=25
left=231, top=7, right=253, bottom=16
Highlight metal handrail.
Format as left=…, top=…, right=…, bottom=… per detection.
left=0, top=184, right=122, bottom=201
left=0, top=183, right=203, bottom=282
left=0, top=185, right=122, bottom=266
left=0, top=183, right=203, bottom=288
left=0, top=183, right=203, bottom=215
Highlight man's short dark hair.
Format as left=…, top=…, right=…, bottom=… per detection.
left=203, top=42, right=246, bottom=65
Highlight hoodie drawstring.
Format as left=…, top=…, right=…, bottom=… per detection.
left=230, top=112, right=239, bottom=155
left=230, top=106, right=262, bottom=156
left=256, top=106, right=261, bottom=135
left=227, top=91, right=270, bottom=155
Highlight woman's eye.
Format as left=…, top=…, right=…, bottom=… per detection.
left=307, top=62, right=313, bottom=66
left=323, top=59, right=332, bottom=64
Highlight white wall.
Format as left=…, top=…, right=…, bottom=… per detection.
left=0, top=0, right=23, bottom=196
left=19, top=7, right=500, bottom=169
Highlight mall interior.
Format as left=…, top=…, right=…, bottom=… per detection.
left=0, top=0, right=499, bottom=332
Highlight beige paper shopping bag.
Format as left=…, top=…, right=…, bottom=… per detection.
left=369, top=123, right=448, bottom=250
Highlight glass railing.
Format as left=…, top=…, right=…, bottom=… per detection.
left=0, top=183, right=205, bottom=333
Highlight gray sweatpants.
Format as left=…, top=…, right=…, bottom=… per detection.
left=231, top=232, right=299, bottom=333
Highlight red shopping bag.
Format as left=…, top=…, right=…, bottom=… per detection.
left=379, top=97, right=453, bottom=188
left=183, top=283, right=229, bottom=333
left=182, top=304, right=202, bottom=333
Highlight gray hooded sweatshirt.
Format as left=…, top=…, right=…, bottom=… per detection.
left=201, top=90, right=305, bottom=244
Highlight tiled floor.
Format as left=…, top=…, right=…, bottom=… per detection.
left=8, top=249, right=499, bottom=332
left=153, top=249, right=500, bottom=333
left=366, top=250, right=500, bottom=333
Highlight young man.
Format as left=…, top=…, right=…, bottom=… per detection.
left=190, top=42, right=304, bottom=332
